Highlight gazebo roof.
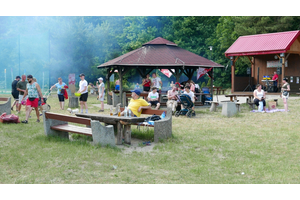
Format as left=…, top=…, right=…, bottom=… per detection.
left=98, top=37, right=223, bottom=68
left=225, top=30, right=300, bottom=57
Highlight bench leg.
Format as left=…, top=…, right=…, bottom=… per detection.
left=91, top=120, right=115, bottom=147
left=209, top=103, right=217, bottom=112
left=117, top=122, right=123, bottom=145
left=123, top=125, right=131, bottom=145
left=236, top=104, right=240, bottom=112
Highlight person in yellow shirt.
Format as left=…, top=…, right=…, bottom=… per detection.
left=121, top=89, right=150, bottom=117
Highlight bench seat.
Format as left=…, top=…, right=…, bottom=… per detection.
left=51, top=124, right=92, bottom=136
left=43, top=111, right=115, bottom=147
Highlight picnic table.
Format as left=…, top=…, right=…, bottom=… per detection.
left=213, top=86, right=223, bottom=95
left=225, top=94, right=254, bottom=102
left=76, top=114, right=146, bottom=145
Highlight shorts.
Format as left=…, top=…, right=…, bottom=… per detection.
left=99, top=93, right=104, bottom=101
left=58, top=94, right=65, bottom=102
left=150, top=100, right=160, bottom=106
left=12, top=92, right=19, bottom=100
left=80, top=92, right=88, bottom=102
left=26, top=98, right=39, bottom=108
left=19, top=94, right=28, bottom=102
left=115, top=85, right=120, bottom=91
left=144, top=86, right=150, bottom=92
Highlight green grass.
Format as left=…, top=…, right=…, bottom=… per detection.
left=1, top=93, right=300, bottom=183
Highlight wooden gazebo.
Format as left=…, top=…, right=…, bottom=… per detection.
left=98, top=37, right=224, bottom=106
left=225, top=30, right=300, bottom=93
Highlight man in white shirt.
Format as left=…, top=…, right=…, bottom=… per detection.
left=183, top=85, right=195, bottom=111
left=151, top=73, right=162, bottom=93
left=78, top=73, right=88, bottom=114
left=167, top=86, right=178, bottom=112
left=147, top=87, right=160, bottom=110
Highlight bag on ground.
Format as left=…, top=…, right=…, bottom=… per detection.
left=0, top=113, right=20, bottom=123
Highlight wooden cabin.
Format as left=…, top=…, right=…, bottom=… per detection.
left=225, top=30, right=300, bottom=93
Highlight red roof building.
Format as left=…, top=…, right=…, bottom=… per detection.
left=225, top=30, right=300, bottom=57
left=99, top=37, right=223, bottom=68
left=225, top=30, right=300, bottom=93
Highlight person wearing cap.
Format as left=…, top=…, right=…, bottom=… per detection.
left=147, top=87, right=160, bottom=110
left=281, top=78, right=290, bottom=112
left=121, top=89, right=150, bottom=117
left=11, top=75, right=21, bottom=111
left=50, top=77, right=67, bottom=110
left=21, top=75, right=44, bottom=124
left=78, top=73, right=88, bottom=114
left=16, top=75, right=28, bottom=114
left=96, top=77, right=105, bottom=112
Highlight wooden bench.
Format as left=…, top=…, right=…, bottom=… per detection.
left=43, top=111, right=115, bottom=147
left=0, top=97, right=11, bottom=115
left=220, top=89, right=226, bottom=95
left=119, top=107, right=172, bottom=142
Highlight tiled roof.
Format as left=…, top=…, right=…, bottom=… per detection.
left=99, top=37, right=223, bottom=68
left=225, top=30, right=300, bottom=57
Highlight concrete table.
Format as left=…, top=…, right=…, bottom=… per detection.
left=76, top=114, right=145, bottom=145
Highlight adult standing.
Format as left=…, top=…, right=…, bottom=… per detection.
left=96, top=77, right=105, bottom=112
left=272, top=71, right=279, bottom=92
left=50, top=77, right=67, bottom=110
left=21, top=75, right=44, bottom=124
left=11, top=76, right=20, bottom=111
left=78, top=73, right=88, bottom=114
left=281, top=78, right=290, bottom=112
left=253, top=84, right=266, bottom=112
left=142, top=74, right=151, bottom=92
left=16, top=75, right=28, bottom=114
left=151, top=72, right=162, bottom=93
left=167, top=86, right=178, bottom=113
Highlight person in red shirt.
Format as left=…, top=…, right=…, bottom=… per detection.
left=272, top=71, right=279, bottom=91
left=142, top=74, right=151, bottom=92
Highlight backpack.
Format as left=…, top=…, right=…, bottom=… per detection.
left=144, top=115, right=161, bottom=122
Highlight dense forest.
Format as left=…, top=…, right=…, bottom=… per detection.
left=1, top=16, right=300, bottom=91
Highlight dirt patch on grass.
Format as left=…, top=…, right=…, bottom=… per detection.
left=117, top=138, right=157, bottom=154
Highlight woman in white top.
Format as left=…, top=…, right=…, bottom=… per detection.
left=253, top=84, right=266, bottom=111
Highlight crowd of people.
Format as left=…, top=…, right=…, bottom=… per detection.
left=9, top=70, right=291, bottom=124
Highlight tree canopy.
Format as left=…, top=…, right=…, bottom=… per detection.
left=1, top=16, right=299, bottom=90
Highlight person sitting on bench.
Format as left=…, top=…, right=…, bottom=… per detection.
left=120, top=89, right=151, bottom=117
left=147, top=87, right=160, bottom=110
left=253, top=84, right=266, bottom=111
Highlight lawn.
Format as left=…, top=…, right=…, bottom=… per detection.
left=1, top=93, right=300, bottom=184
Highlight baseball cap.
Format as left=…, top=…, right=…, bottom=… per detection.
left=16, top=76, right=21, bottom=79
left=98, top=77, right=103, bottom=81
left=131, top=89, right=141, bottom=96
left=27, top=75, right=33, bottom=79
left=79, top=73, right=85, bottom=77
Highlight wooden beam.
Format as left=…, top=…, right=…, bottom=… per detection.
left=234, top=56, right=239, bottom=63
left=118, top=66, right=123, bottom=107
left=231, top=61, right=235, bottom=93
left=247, top=56, right=254, bottom=64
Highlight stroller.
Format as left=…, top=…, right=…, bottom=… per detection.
left=202, top=87, right=212, bottom=105
left=174, top=94, right=196, bottom=118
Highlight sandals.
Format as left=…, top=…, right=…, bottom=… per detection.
left=36, top=119, right=40, bottom=123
